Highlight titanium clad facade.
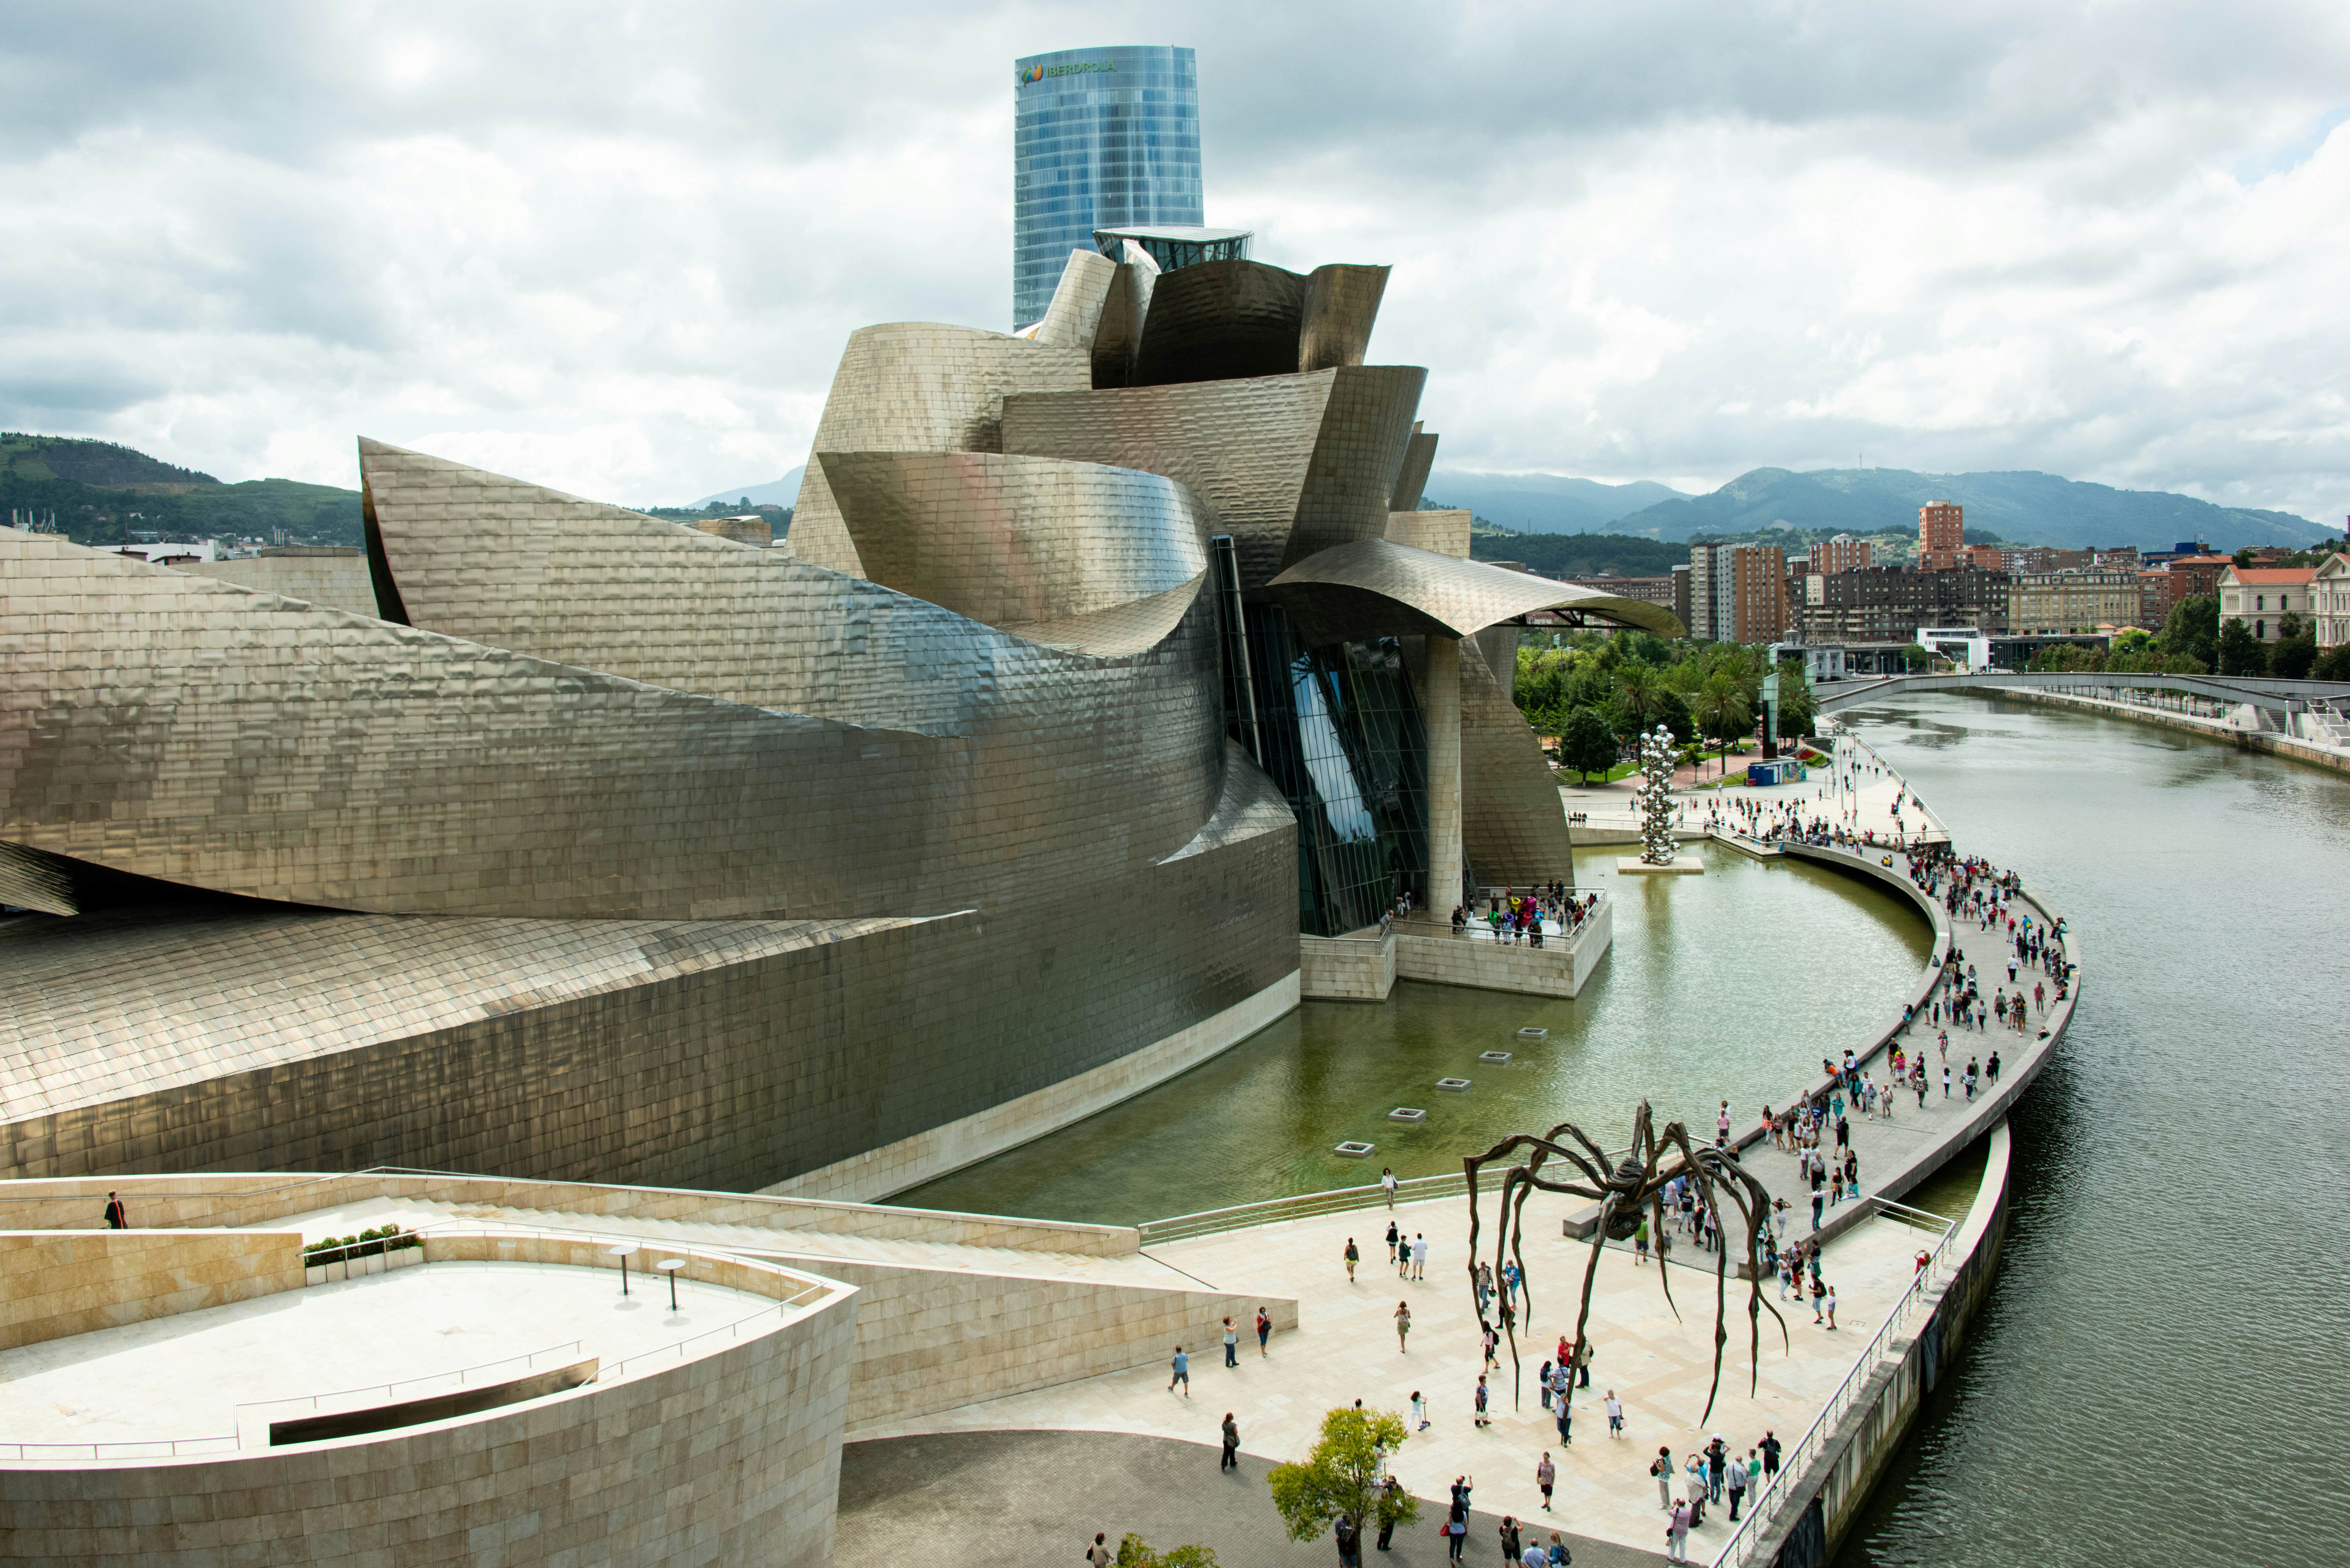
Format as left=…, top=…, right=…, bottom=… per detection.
left=1014, top=46, right=1202, bottom=329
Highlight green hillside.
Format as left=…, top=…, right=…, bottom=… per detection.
left=1469, top=529, right=1688, bottom=577
left=1609, top=466, right=2328, bottom=551
left=1, top=434, right=360, bottom=546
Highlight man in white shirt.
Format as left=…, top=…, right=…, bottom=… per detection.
left=1411, top=1234, right=1428, bottom=1280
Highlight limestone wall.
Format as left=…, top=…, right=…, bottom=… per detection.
left=1298, top=930, right=1395, bottom=1000
left=1392, top=904, right=1610, bottom=998
left=0, top=1248, right=857, bottom=1568
left=763, top=1251, right=1300, bottom=1428
left=0, top=1230, right=302, bottom=1352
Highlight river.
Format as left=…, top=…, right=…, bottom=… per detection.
left=1831, top=692, right=2350, bottom=1568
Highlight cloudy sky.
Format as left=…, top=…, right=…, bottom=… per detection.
left=3, top=1, right=2346, bottom=519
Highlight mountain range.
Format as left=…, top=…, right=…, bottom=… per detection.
left=1421, top=471, right=1686, bottom=533
left=1602, top=466, right=2329, bottom=551
left=691, top=466, right=803, bottom=509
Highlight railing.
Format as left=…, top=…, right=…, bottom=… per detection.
left=603, top=1299, right=820, bottom=1380
left=1707, top=1196, right=1961, bottom=1568
left=0, top=1435, right=238, bottom=1462
left=1138, top=1173, right=1469, bottom=1246
left=234, top=1340, right=587, bottom=1425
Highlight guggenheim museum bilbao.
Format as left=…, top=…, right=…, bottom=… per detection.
left=0, top=241, right=1675, bottom=1199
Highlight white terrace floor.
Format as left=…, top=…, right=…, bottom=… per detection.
left=854, top=1189, right=1932, bottom=1560
left=0, top=1259, right=772, bottom=1450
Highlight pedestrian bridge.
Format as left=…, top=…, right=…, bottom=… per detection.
left=1814, top=671, right=2350, bottom=715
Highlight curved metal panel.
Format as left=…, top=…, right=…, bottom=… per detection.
left=1298, top=263, right=1391, bottom=372
left=1388, top=427, right=1439, bottom=512
left=818, top=451, right=1208, bottom=629
left=1030, top=248, right=1119, bottom=349
left=1386, top=508, right=1470, bottom=559
left=0, top=531, right=1223, bottom=920
left=995, top=575, right=1205, bottom=658
left=1268, top=537, right=1687, bottom=644
left=1002, top=366, right=1424, bottom=591
left=359, top=438, right=1207, bottom=735
left=788, top=323, right=1093, bottom=576
left=1130, top=259, right=1308, bottom=385
left=1456, top=643, right=1576, bottom=886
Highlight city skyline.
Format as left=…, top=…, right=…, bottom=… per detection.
left=0, top=5, right=2344, bottom=521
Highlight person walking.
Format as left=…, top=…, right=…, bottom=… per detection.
left=1538, top=1359, right=1554, bottom=1413
left=1823, top=1284, right=1839, bottom=1330
left=1605, top=1389, right=1624, bottom=1438
left=1473, top=1375, right=1491, bottom=1429
left=102, top=1191, right=127, bottom=1230
left=1381, top=1166, right=1399, bottom=1208
left=1411, top=1234, right=1428, bottom=1281
left=1169, top=1346, right=1189, bottom=1396
left=1088, top=1533, right=1113, bottom=1567
left=1499, top=1517, right=1521, bottom=1563
left=1223, top=1317, right=1240, bottom=1367
left=1761, top=1430, right=1781, bottom=1486
left=1376, top=1476, right=1406, bottom=1551
left=1726, top=1450, right=1749, bottom=1519
left=1395, top=1301, right=1412, bottom=1354
left=1220, top=1411, right=1240, bottom=1471
left=1257, top=1305, right=1273, bottom=1357
left=1536, top=1452, right=1556, bottom=1511
left=1345, top=1238, right=1360, bottom=1283
left=1386, top=1220, right=1401, bottom=1267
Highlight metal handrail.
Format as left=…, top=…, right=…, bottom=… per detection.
left=1707, top=1197, right=1962, bottom=1568
left=234, top=1340, right=588, bottom=1421
left=1138, top=1173, right=1468, bottom=1245
left=0, top=1435, right=239, bottom=1462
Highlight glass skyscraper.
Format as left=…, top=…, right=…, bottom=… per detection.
left=1012, top=45, right=1202, bottom=329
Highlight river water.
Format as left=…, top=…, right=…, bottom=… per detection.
left=1826, top=693, right=2350, bottom=1568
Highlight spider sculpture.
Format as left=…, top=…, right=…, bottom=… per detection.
left=1463, top=1100, right=1788, bottom=1423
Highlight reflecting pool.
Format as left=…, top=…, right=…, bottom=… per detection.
left=898, top=838, right=1931, bottom=1226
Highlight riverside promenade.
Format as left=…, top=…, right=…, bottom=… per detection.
left=843, top=733, right=2077, bottom=1566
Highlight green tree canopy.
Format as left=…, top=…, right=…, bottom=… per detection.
left=1692, top=673, right=1752, bottom=775
left=2271, top=632, right=2317, bottom=679
left=1560, top=706, right=1618, bottom=782
left=1113, top=1536, right=1219, bottom=1568
left=2215, top=618, right=2266, bottom=676
left=2161, top=595, right=2219, bottom=667
left=1266, top=1406, right=1416, bottom=1546
left=1772, top=659, right=1817, bottom=738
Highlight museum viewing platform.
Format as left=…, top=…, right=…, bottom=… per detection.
left=1301, top=891, right=1612, bottom=1001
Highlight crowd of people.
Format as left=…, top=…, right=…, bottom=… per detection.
left=1449, top=883, right=1601, bottom=947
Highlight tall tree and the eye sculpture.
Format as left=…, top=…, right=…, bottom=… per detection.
left=1463, top=1101, right=1788, bottom=1423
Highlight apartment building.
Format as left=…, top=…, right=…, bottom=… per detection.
left=2009, top=568, right=2144, bottom=633
left=1688, top=541, right=1789, bottom=643
left=1800, top=564, right=2009, bottom=643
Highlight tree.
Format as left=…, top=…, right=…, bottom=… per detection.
left=1773, top=659, right=1816, bottom=738
left=1267, top=1406, right=1416, bottom=1547
left=2232, top=546, right=2256, bottom=569
left=1560, top=706, right=1618, bottom=782
left=1654, top=690, right=1695, bottom=748
left=1692, top=673, right=1751, bottom=777
left=1113, top=1536, right=1219, bottom=1568
left=2161, top=595, right=2219, bottom=668
left=1612, top=660, right=1665, bottom=733
left=2216, top=618, right=2266, bottom=677
left=2271, top=633, right=2317, bottom=679
left=2316, top=642, right=2350, bottom=682
left=1897, top=642, right=1931, bottom=672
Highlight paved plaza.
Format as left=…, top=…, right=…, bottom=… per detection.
left=851, top=1191, right=1925, bottom=1560
left=839, top=1429, right=1663, bottom=1567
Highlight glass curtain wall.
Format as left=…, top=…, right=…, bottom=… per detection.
left=1012, top=45, right=1202, bottom=328
left=1243, top=605, right=1430, bottom=936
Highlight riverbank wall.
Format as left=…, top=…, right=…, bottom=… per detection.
left=1754, top=1121, right=2013, bottom=1568
left=1988, top=686, right=2350, bottom=776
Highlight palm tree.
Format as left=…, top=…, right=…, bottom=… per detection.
left=1612, top=660, right=1663, bottom=733
left=1692, top=673, right=1751, bottom=779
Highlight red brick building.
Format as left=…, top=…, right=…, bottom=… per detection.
left=1919, top=500, right=1965, bottom=570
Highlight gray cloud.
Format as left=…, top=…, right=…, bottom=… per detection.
left=0, top=0, right=2344, bottom=521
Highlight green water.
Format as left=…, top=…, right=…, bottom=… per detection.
left=898, top=838, right=1931, bottom=1225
